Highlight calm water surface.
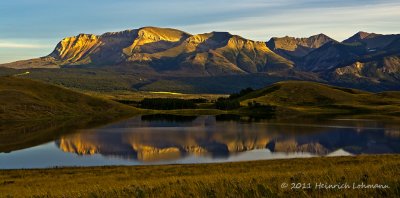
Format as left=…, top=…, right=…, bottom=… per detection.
left=1, top=115, right=399, bottom=169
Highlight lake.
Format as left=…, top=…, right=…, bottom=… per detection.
left=1, top=114, right=399, bottom=169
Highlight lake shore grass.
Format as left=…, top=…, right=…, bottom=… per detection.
left=1, top=155, right=399, bottom=197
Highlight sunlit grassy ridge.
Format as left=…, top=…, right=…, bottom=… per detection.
left=0, top=155, right=399, bottom=197
left=0, top=77, right=140, bottom=121
left=236, top=81, right=400, bottom=116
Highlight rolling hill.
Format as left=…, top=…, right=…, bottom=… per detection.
left=0, top=77, right=139, bottom=121
left=235, top=81, right=400, bottom=115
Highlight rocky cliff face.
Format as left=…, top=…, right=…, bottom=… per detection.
left=330, top=55, right=400, bottom=86
left=47, top=28, right=189, bottom=66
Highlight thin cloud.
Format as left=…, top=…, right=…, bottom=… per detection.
left=178, top=2, right=400, bottom=41
left=0, top=42, right=51, bottom=49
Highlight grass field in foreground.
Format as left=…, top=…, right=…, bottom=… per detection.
left=0, top=155, right=399, bottom=197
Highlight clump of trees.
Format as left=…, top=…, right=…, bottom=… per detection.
left=140, top=98, right=197, bottom=110
left=247, top=101, right=276, bottom=112
left=188, top=98, right=208, bottom=103
left=228, top=87, right=254, bottom=99
left=215, top=88, right=277, bottom=113
left=215, top=87, right=254, bottom=110
left=215, top=98, right=241, bottom=110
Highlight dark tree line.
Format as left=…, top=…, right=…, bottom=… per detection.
left=140, top=98, right=197, bottom=110
left=247, top=101, right=276, bottom=111
left=215, top=98, right=240, bottom=110
left=228, top=87, right=254, bottom=99
left=215, top=87, right=254, bottom=110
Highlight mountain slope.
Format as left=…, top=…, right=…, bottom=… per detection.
left=0, top=77, right=138, bottom=121
left=298, top=41, right=370, bottom=71
left=0, top=27, right=293, bottom=76
left=299, top=32, right=400, bottom=71
left=324, top=37, right=400, bottom=89
left=330, top=55, right=400, bottom=87
left=266, top=34, right=335, bottom=59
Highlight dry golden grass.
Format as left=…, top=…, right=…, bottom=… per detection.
left=0, top=77, right=141, bottom=121
left=0, top=155, right=399, bottom=197
left=238, top=81, right=400, bottom=117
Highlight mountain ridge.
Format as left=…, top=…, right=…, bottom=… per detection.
left=266, top=33, right=336, bottom=59
left=1, top=27, right=293, bottom=76
left=0, top=27, right=399, bottom=92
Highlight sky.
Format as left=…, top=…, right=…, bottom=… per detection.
left=0, top=0, right=399, bottom=63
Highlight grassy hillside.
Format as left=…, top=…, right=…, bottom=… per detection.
left=0, top=155, right=399, bottom=197
left=0, top=77, right=140, bottom=121
left=235, top=81, right=400, bottom=116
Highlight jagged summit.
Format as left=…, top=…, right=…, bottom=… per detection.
left=342, top=31, right=381, bottom=43
left=341, top=31, right=400, bottom=50
left=267, top=33, right=335, bottom=50
left=266, top=33, right=336, bottom=59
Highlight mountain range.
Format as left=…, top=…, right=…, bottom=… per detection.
left=1, top=27, right=399, bottom=92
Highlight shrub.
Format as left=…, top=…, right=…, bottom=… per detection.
left=215, top=98, right=240, bottom=110
left=229, top=87, right=254, bottom=99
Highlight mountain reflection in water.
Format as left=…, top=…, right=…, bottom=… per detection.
left=55, top=115, right=400, bottom=162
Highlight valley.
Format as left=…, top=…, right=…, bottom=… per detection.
left=0, top=27, right=399, bottom=198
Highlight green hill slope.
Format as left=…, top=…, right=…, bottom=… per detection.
left=0, top=77, right=139, bottom=121
left=237, top=81, right=400, bottom=115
